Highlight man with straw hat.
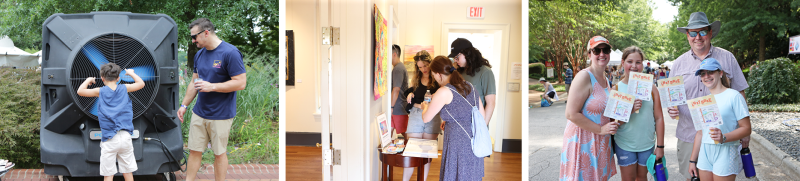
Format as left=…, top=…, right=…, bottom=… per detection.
left=667, top=12, right=749, bottom=180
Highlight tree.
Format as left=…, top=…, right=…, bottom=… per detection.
left=667, top=0, right=800, bottom=66
left=530, top=0, right=621, bottom=83
left=0, top=0, right=278, bottom=71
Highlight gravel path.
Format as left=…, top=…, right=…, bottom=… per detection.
left=750, top=112, right=800, bottom=161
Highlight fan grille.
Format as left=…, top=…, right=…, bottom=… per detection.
left=69, top=33, right=159, bottom=120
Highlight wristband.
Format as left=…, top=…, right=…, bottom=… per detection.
left=181, top=104, right=188, bottom=109
left=689, top=160, right=697, bottom=164
left=657, top=145, right=664, bottom=148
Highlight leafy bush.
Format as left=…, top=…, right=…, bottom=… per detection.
left=530, top=63, right=545, bottom=75
left=746, top=57, right=800, bottom=104
left=749, top=104, right=800, bottom=112
left=0, top=69, right=42, bottom=168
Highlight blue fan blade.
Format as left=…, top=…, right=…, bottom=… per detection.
left=81, top=43, right=109, bottom=70
left=119, top=66, right=155, bottom=83
left=90, top=99, right=99, bottom=116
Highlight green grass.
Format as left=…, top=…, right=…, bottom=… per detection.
left=179, top=54, right=279, bottom=164
left=529, top=83, right=566, bottom=92
left=749, top=104, right=800, bottom=112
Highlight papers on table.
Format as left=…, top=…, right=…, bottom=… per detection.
left=687, top=94, right=723, bottom=131
left=657, top=76, right=687, bottom=107
left=382, top=139, right=405, bottom=154
left=403, top=138, right=439, bottom=158
left=604, top=90, right=636, bottom=123
left=627, top=72, right=654, bottom=101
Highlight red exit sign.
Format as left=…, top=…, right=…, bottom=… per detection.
left=467, top=7, right=484, bottom=19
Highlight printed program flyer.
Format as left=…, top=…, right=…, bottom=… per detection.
left=604, top=90, right=636, bottom=123
left=657, top=76, right=687, bottom=107
left=687, top=94, right=723, bottom=131
left=627, top=72, right=654, bottom=101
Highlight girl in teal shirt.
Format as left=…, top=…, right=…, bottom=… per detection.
left=613, top=46, right=666, bottom=181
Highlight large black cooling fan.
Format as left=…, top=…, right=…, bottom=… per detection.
left=40, top=12, right=182, bottom=178
left=72, top=34, right=159, bottom=119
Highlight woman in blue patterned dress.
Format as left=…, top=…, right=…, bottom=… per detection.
left=421, top=55, right=487, bottom=180
left=560, top=36, right=619, bottom=180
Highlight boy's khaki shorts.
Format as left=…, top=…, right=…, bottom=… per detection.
left=188, top=112, right=234, bottom=155
left=100, top=130, right=138, bottom=176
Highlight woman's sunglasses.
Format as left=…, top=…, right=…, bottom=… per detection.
left=592, top=47, right=611, bottom=55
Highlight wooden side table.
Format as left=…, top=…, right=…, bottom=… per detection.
left=378, top=148, right=429, bottom=181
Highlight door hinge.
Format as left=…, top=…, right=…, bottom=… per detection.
left=323, top=148, right=342, bottom=165
left=322, top=26, right=340, bottom=45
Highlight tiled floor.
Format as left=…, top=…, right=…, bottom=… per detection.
left=0, top=164, right=278, bottom=181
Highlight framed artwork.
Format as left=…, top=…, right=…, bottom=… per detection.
left=286, top=30, right=295, bottom=86
left=372, top=4, right=388, bottom=100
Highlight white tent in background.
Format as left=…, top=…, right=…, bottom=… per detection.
left=662, top=61, right=674, bottom=69
left=608, top=49, right=622, bottom=66
left=0, top=36, right=40, bottom=68
left=33, top=50, right=42, bottom=65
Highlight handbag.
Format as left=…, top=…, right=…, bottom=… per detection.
left=443, top=82, right=493, bottom=157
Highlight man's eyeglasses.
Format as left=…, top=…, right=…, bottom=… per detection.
left=191, top=31, right=204, bottom=40
left=688, top=30, right=708, bottom=38
left=592, top=47, right=611, bottom=55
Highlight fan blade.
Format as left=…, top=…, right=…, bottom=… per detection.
left=81, top=42, right=109, bottom=70
left=119, top=65, right=155, bottom=82
left=90, top=99, right=99, bottom=116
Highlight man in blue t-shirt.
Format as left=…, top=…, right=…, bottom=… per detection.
left=177, top=18, right=247, bottom=181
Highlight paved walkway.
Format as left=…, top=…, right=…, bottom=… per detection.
left=0, top=164, right=278, bottom=181
left=529, top=99, right=793, bottom=180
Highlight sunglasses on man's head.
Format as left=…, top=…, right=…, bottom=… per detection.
left=688, top=30, right=708, bottom=38
left=592, top=47, right=611, bottom=55
left=191, top=31, right=204, bottom=40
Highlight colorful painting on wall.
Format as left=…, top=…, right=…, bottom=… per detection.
left=373, top=4, right=388, bottom=100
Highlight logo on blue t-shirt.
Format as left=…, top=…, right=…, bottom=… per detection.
left=213, top=60, right=222, bottom=68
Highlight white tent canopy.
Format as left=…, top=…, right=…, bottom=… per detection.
left=0, top=36, right=40, bottom=68
left=662, top=61, right=674, bottom=69
left=608, top=49, right=622, bottom=66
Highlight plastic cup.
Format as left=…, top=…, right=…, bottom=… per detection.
left=194, top=78, right=204, bottom=91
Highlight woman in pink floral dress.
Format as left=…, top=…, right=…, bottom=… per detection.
left=560, top=36, right=620, bottom=180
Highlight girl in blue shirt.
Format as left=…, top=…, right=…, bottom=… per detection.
left=688, top=58, right=751, bottom=181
